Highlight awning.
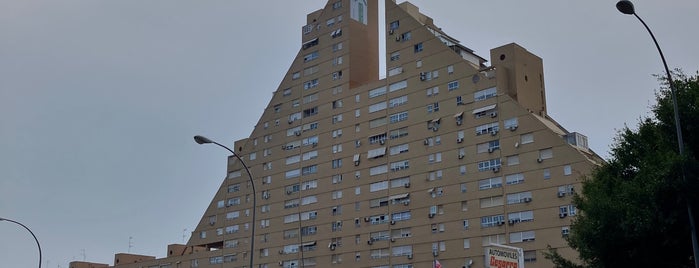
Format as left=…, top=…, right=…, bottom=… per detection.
left=302, top=241, right=316, bottom=247
left=353, top=154, right=361, bottom=162
left=454, top=112, right=464, bottom=118
left=302, top=38, right=318, bottom=47
left=472, top=104, right=497, bottom=114
left=389, top=193, right=410, bottom=200
left=367, top=147, right=387, bottom=159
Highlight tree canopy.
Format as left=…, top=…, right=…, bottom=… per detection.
left=546, top=71, right=699, bottom=268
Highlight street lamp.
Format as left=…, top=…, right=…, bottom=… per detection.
left=616, top=1, right=699, bottom=267
left=194, top=135, right=256, bottom=268
left=0, top=217, right=42, bottom=268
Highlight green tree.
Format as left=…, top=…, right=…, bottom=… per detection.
left=545, top=71, right=699, bottom=268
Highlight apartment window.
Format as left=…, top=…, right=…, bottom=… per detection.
left=483, top=234, right=506, bottom=246
left=303, top=79, right=319, bottom=90
left=303, top=93, right=318, bottom=104
left=427, top=102, right=439, bottom=113
left=426, top=86, right=439, bottom=96
left=368, top=133, right=387, bottom=144
left=303, top=24, right=313, bottom=34
left=389, top=144, right=409, bottom=155
left=389, top=20, right=400, bottom=30
left=332, top=174, right=343, bottom=184
left=521, top=133, right=534, bottom=144
left=463, top=238, right=471, bottom=249
left=333, top=56, right=343, bottom=66
left=332, top=99, right=343, bottom=109
left=368, top=86, right=387, bottom=98
left=477, top=140, right=500, bottom=153
left=389, top=127, right=409, bottom=139
left=414, top=42, right=423, bottom=53
left=389, top=112, right=408, bottom=123
left=456, top=96, right=463, bottom=105
left=507, top=191, right=533, bottom=204
left=400, top=31, right=411, bottom=41
left=332, top=71, right=343, bottom=80
left=390, top=160, right=410, bottom=171
left=369, top=102, right=388, bottom=113
left=332, top=42, right=343, bottom=51
left=388, top=66, right=403, bottom=77
left=330, top=29, right=342, bottom=38
left=302, top=38, right=319, bottom=50
left=448, top=81, right=459, bottom=91
left=332, top=144, right=343, bottom=153
left=508, top=210, right=534, bottom=223
left=506, top=173, right=525, bottom=185
left=564, top=165, right=572, bottom=175
left=539, top=148, right=553, bottom=160
left=303, top=51, right=319, bottom=62
left=332, top=1, right=342, bottom=9
left=355, top=109, right=360, bottom=118
left=477, top=159, right=502, bottom=172
left=332, top=114, right=343, bottom=124
left=461, top=201, right=468, bottom=211
left=332, top=86, right=343, bottom=95
left=460, top=165, right=467, bottom=175
left=447, top=65, right=454, bottom=74
left=390, top=51, right=400, bottom=61
left=510, top=231, right=535, bottom=243
left=303, top=65, right=319, bottom=76
left=524, top=250, right=537, bottom=262
left=504, top=118, right=519, bottom=130
left=461, top=183, right=467, bottom=193
left=332, top=129, right=343, bottom=138
left=416, top=59, right=422, bottom=68
left=332, top=159, right=343, bottom=169
left=481, top=214, right=505, bottom=228
left=389, top=80, right=408, bottom=92
left=543, top=168, right=551, bottom=179
left=474, top=87, right=497, bottom=101
left=507, top=155, right=520, bottom=166
left=479, top=177, right=503, bottom=190
left=480, top=195, right=504, bottom=208
left=476, top=122, right=500, bottom=136
left=301, top=165, right=317, bottom=175
left=389, top=95, right=408, bottom=107
left=369, top=165, right=388, bottom=176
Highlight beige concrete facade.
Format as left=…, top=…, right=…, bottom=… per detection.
left=73, top=1, right=603, bottom=268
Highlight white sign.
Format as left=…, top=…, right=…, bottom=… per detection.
left=485, top=244, right=524, bottom=268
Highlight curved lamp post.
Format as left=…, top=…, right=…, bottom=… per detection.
left=616, top=1, right=699, bottom=267
left=0, top=217, right=42, bottom=268
left=194, top=135, right=256, bottom=268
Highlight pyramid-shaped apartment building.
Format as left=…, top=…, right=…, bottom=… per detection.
left=72, top=1, right=603, bottom=268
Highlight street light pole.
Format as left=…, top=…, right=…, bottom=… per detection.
left=616, top=1, right=699, bottom=267
left=0, top=217, right=42, bottom=268
left=194, top=135, right=256, bottom=268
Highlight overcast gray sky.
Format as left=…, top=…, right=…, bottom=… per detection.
left=1, top=0, right=698, bottom=267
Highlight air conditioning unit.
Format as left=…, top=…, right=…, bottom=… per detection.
left=407, top=254, right=413, bottom=259
left=514, top=142, right=520, bottom=148
left=558, top=192, right=566, bottom=198
left=491, top=130, right=498, bottom=136
left=279, top=250, right=284, bottom=254
left=286, top=190, right=293, bottom=195
left=508, top=219, right=516, bottom=225
left=456, top=120, right=462, bottom=126
left=380, top=139, right=385, bottom=145
left=391, top=238, right=396, bottom=242
left=523, top=197, right=533, bottom=203
left=404, top=183, right=411, bottom=188
left=492, top=167, right=500, bottom=173
left=432, top=126, right=439, bottom=132
left=389, top=29, right=394, bottom=35
left=395, top=35, right=401, bottom=42
left=424, top=139, right=430, bottom=145
left=364, top=217, right=370, bottom=222
left=329, top=243, right=337, bottom=250
left=537, top=158, right=543, bottom=163
left=419, top=73, right=427, bottom=81
left=457, top=138, right=463, bottom=143
left=354, top=161, right=360, bottom=166
left=458, top=154, right=464, bottom=159
left=288, top=119, right=294, bottom=124
left=509, top=125, right=518, bottom=131
left=490, top=112, right=498, bottom=118
left=279, top=261, right=284, bottom=266
left=488, top=148, right=495, bottom=153
left=428, top=213, right=435, bottom=218
left=367, top=239, right=373, bottom=245
left=497, top=221, right=505, bottom=226
left=295, top=131, right=301, bottom=136
left=559, top=213, right=567, bottom=218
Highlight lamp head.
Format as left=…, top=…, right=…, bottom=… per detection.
left=194, top=135, right=214, bottom=145
left=616, top=0, right=635, bottom=15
